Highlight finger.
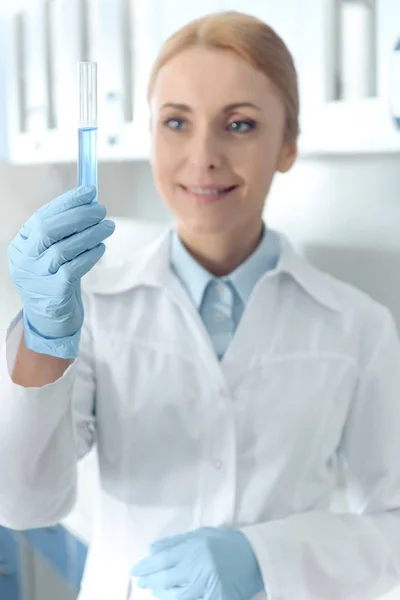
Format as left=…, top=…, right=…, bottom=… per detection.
left=130, top=546, right=185, bottom=578
left=151, top=528, right=213, bottom=553
left=152, top=579, right=205, bottom=600
left=46, top=220, right=115, bottom=274
left=138, top=566, right=188, bottom=591
left=151, top=535, right=188, bottom=553
left=20, top=185, right=97, bottom=238
left=25, top=203, right=108, bottom=257
left=59, top=243, right=106, bottom=283
left=8, top=243, right=106, bottom=296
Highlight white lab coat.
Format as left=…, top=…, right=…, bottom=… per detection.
left=1, top=229, right=400, bottom=600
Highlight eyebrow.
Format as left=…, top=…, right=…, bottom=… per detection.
left=160, top=102, right=261, bottom=112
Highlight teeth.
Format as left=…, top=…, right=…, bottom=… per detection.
left=188, top=187, right=228, bottom=195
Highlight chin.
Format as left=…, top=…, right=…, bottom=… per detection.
left=178, top=215, right=239, bottom=237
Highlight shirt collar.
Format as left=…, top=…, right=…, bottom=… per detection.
left=83, top=226, right=340, bottom=313
left=229, top=227, right=280, bottom=304
left=169, top=231, right=212, bottom=308
left=169, top=225, right=280, bottom=308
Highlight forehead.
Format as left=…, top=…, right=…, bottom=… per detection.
left=151, top=47, right=276, bottom=109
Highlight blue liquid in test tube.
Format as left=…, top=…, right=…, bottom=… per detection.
left=78, top=126, right=98, bottom=196
left=78, top=62, right=98, bottom=202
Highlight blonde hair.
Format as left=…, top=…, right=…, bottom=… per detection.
left=147, top=11, right=299, bottom=143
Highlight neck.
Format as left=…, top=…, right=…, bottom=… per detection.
left=177, top=220, right=264, bottom=277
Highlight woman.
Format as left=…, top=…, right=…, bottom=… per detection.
left=2, top=11, right=400, bottom=600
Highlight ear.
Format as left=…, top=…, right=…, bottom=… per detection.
left=276, top=139, right=298, bottom=173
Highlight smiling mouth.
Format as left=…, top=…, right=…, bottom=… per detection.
left=179, top=184, right=238, bottom=204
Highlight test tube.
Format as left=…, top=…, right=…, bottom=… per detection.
left=78, top=62, right=98, bottom=202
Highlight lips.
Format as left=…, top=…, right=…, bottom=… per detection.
left=180, top=184, right=237, bottom=195
left=179, top=184, right=238, bottom=205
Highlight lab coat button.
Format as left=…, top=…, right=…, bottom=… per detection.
left=213, top=460, right=222, bottom=470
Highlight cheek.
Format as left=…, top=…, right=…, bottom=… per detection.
left=250, top=137, right=281, bottom=179
left=254, top=152, right=277, bottom=183
left=232, top=144, right=276, bottom=191
left=152, top=136, right=181, bottom=184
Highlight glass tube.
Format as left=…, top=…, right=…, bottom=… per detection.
left=78, top=61, right=98, bottom=202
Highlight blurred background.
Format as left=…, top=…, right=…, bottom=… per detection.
left=1, top=0, right=400, bottom=598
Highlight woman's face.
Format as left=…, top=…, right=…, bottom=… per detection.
left=150, top=47, right=297, bottom=237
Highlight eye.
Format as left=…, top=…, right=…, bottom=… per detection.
left=164, top=118, right=187, bottom=131
left=228, top=120, right=256, bottom=133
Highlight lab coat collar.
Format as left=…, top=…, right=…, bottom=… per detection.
left=83, top=227, right=340, bottom=312
left=276, top=234, right=340, bottom=311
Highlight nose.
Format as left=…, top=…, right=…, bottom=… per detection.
left=187, top=128, right=223, bottom=171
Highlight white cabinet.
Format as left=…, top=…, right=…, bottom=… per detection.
left=3, top=0, right=302, bottom=164
left=4, top=0, right=229, bottom=164
left=49, top=0, right=87, bottom=160
left=297, top=0, right=400, bottom=154
left=23, top=1, right=51, bottom=135
left=5, top=1, right=48, bottom=163
left=6, top=0, right=399, bottom=162
left=4, top=0, right=86, bottom=163
left=4, top=0, right=144, bottom=164
left=87, top=0, right=139, bottom=160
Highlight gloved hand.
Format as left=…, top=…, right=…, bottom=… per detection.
left=130, top=526, right=265, bottom=600
left=7, top=185, right=115, bottom=359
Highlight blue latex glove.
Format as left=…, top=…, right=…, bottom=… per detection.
left=130, top=527, right=264, bottom=600
left=7, top=185, right=115, bottom=359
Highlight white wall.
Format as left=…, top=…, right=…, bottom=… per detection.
left=267, top=153, right=400, bottom=326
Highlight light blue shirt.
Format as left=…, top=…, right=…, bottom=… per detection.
left=170, top=226, right=280, bottom=359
